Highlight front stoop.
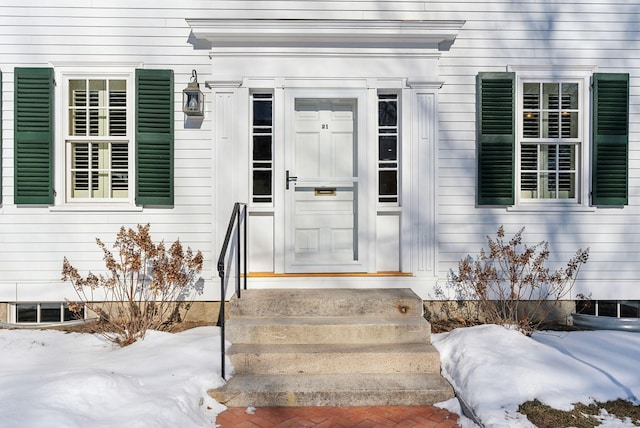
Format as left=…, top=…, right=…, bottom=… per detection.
left=208, top=288, right=454, bottom=407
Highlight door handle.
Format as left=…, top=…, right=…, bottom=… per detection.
left=286, top=170, right=297, bottom=190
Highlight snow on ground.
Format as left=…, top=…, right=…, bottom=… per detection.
left=433, top=324, right=640, bottom=428
left=0, top=327, right=226, bottom=428
left=1, top=324, right=639, bottom=427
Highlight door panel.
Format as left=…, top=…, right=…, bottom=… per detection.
left=293, top=183, right=356, bottom=264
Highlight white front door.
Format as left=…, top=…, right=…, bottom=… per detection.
left=284, top=98, right=363, bottom=272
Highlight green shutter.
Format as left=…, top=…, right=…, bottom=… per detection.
left=592, top=73, right=629, bottom=206
left=135, top=69, right=174, bottom=206
left=477, top=72, right=515, bottom=206
left=14, top=67, right=54, bottom=205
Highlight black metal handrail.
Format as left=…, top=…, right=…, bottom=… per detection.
left=216, top=202, right=247, bottom=380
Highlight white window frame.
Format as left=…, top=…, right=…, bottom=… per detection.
left=10, top=302, right=85, bottom=324
left=54, top=67, right=136, bottom=209
left=513, top=68, right=592, bottom=208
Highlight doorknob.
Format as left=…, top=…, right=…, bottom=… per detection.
left=286, top=170, right=297, bottom=190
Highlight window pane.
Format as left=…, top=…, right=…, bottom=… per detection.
left=64, top=303, right=83, bottom=321
left=543, top=83, right=559, bottom=109
left=379, top=170, right=397, bottom=196
left=558, top=173, right=575, bottom=198
left=523, top=112, right=539, bottom=138
left=543, top=111, right=559, bottom=138
left=69, top=80, right=87, bottom=107
left=72, top=143, right=89, bottom=170
left=16, top=304, right=37, bottom=323
left=253, top=99, right=272, bottom=126
left=540, top=172, right=554, bottom=198
left=598, top=301, right=617, bottom=317
left=523, top=83, right=539, bottom=109
left=109, top=81, right=127, bottom=136
left=379, top=136, right=397, bottom=161
left=253, top=170, right=272, bottom=197
left=112, top=143, right=128, bottom=170
left=253, top=136, right=272, bottom=161
left=112, top=143, right=129, bottom=197
left=71, top=143, right=89, bottom=197
left=620, top=301, right=640, bottom=318
left=576, top=300, right=595, bottom=315
left=89, top=80, right=106, bottom=103
left=110, top=109, right=127, bottom=136
left=561, top=111, right=578, bottom=138
left=520, top=173, right=537, bottom=198
left=558, top=145, right=575, bottom=170
left=378, top=99, right=397, bottom=127
left=561, top=83, right=579, bottom=109
left=40, top=303, right=62, bottom=323
left=521, top=145, right=537, bottom=170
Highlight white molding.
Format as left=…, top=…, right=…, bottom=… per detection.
left=205, top=79, right=242, bottom=88
left=209, top=47, right=443, bottom=58
left=49, top=204, right=143, bottom=213
left=187, top=19, right=465, bottom=50
left=507, top=64, right=598, bottom=74
left=49, top=62, right=143, bottom=70
left=407, top=78, right=445, bottom=89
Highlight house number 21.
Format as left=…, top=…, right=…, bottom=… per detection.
left=321, top=124, right=329, bottom=129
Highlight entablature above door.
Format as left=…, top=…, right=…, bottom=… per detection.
left=187, top=19, right=465, bottom=51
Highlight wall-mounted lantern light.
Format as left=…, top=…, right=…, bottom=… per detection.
left=182, top=70, right=204, bottom=116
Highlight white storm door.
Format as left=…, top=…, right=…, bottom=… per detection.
left=285, top=98, right=362, bottom=272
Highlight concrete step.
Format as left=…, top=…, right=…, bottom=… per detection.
left=228, top=342, right=442, bottom=374
left=229, top=288, right=424, bottom=318
left=209, top=373, right=455, bottom=407
left=226, top=315, right=431, bottom=345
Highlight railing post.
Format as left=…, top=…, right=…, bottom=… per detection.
left=243, top=205, right=247, bottom=291
left=220, top=275, right=226, bottom=380
left=236, top=208, right=241, bottom=299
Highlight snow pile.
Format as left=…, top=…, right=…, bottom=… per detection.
left=0, top=327, right=226, bottom=427
left=433, top=324, right=640, bottom=427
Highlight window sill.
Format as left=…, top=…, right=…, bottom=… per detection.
left=507, top=204, right=596, bottom=213
left=50, top=203, right=143, bottom=213
left=0, top=318, right=96, bottom=329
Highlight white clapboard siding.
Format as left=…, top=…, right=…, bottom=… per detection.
left=0, top=0, right=639, bottom=302
left=432, top=1, right=640, bottom=300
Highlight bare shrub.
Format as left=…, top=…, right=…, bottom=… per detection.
left=61, top=224, right=204, bottom=346
left=447, top=226, right=589, bottom=334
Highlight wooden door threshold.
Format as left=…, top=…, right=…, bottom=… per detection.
left=246, top=272, right=413, bottom=278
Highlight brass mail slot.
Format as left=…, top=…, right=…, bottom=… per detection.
left=314, top=187, right=337, bottom=196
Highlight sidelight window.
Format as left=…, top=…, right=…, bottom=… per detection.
left=378, top=93, right=399, bottom=204
left=251, top=93, right=274, bottom=204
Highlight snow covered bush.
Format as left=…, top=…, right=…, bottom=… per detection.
left=447, top=226, right=589, bottom=334
left=61, top=224, right=204, bottom=345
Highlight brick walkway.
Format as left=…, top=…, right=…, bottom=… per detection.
left=215, top=405, right=461, bottom=427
